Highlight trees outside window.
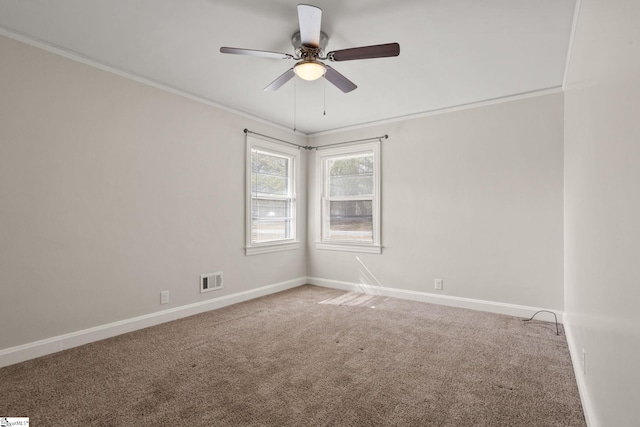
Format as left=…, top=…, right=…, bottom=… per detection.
left=317, top=142, right=381, bottom=254
left=246, top=136, right=300, bottom=255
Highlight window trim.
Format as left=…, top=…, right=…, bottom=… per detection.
left=316, top=141, right=381, bottom=254
left=246, top=136, right=300, bottom=256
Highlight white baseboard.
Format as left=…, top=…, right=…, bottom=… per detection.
left=0, top=277, right=306, bottom=368
left=307, top=277, right=564, bottom=322
left=563, top=315, right=596, bottom=427
left=1, top=277, right=564, bottom=369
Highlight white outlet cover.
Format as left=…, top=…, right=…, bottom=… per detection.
left=160, top=290, right=169, bottom=304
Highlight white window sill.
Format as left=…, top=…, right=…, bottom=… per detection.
left=315, top=242, right=382, bottom=254
left=246, top=241, right=301, bottom=256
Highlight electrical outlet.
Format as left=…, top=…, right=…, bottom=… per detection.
left=434, top=279, right=443, bottom=290
left=160, top=290, right=169, bottom=305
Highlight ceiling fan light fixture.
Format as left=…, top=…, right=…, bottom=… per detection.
left=294, top=61, right=326, bottom=81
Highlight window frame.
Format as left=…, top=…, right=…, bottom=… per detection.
left=245, top=136, right=301, bottom=256
left=316, top=141, right=381, bottom=254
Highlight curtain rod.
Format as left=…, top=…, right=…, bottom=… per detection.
left=244, top=128, right=388, bottom=151
left=244, top=129, right=311, bottom=150
left=314, top=134, right=388, bottom=150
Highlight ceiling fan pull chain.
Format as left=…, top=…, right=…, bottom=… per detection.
left=323, top=78, right=327, bottom=116
left=293, top=80, right=297, bottom=132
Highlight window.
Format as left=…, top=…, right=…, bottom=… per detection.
left=246, top=136, right=300, bottom=255
left=317, top=141, right=381, bottom=253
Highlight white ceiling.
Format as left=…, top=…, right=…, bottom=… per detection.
left=0, top=0, right=576, bottom=134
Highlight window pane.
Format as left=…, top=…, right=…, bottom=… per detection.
left=326, top=200, right=373, bottom=242
left=328, top=154, right=374, bottom=197
left=253, top=198, right=291, bottom=219
left=252, top=219, right=292, bottom=242
left=251, top=150, right=289, bottom=195
left=252, top=198, right=292, bottom=242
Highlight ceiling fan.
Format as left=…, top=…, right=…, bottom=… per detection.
left=220, top=4, right=400, bottom=93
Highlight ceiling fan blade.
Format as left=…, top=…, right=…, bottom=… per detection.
left=328, top=42, right=400, bottom=62
left=220, top=47, right=293, bottom=60
left=324, top=65, right=357, bottom=93
left=297, top=4, right=322, bottom=47
left=264, top=68, right=296, bottom=91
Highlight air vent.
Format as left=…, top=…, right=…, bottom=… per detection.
left=200, top=272, right=223, bottom=293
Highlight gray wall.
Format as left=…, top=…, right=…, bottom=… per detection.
left=308, top=93, right=565, bottom=310
left=0, top=35, right=307, bottom=349
left=564, top=0, right=640, bottom=425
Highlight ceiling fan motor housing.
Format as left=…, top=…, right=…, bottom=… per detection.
left=292, top=30, right=329, bottom=58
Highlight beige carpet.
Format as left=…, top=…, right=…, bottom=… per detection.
left=0, top=285, right=585, bottom=426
